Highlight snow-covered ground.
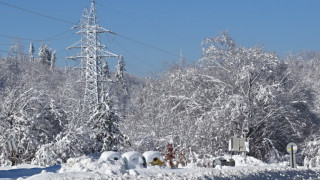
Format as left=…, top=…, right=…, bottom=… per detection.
left=1, top=155, right=320, bottom=180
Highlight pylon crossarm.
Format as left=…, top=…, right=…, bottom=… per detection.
left=101, top=49, right=118, bottom=57
left=76, top=29, right=87, bottom=34
left=67, top=41, right=83, bottom=49
left=98, top=27, right=116, bottom=35
left=66, top=56, right=87, bottom=60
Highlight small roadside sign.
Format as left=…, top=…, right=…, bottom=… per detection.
left=228, top=137, right=249, bottom=152
left=286, top=143, right=297, bottom=153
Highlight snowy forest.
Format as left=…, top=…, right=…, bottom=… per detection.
left=1, top=32, right=320, bottom=167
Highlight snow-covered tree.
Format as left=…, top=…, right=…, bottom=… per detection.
left=0, top=86, right=66, bottom=165
left=29, top=42, right=35, bottom=62
left=1, top=30, right=320, bottom=167
left=0, top=51, right=68, bottom=165
left=124, top=32, right=319, bottom=163
left=102, top=59, right=110, bottom=79
left=38, top=44, right=55, bottom=67
left=89, top=92, right=127, bottom=152
left=303, top=135, right=320, bottom=168
left=8, top=41, right=27, bottom=60
left=115, top=55, right=125, bottom=84
left=50, top=50, right=56, bottom=69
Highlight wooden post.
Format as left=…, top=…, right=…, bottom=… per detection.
left=290, top=145, right=294, bottom=168
left=287, top=142, right=297, bottom=168
left=10, top=141, right=16, bottom=166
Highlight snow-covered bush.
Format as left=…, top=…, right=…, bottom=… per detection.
left=303, top=136, right=320, bottom=168
left=32, top=129, right=91, bottom=166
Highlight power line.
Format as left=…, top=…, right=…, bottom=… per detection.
left=0, top=0, right=195, bottom=74
left=117, top=33, right=193, bottom=62
left=114, top=41, right=159, bottom=70
left=41, top=29, right=76, bottom=41
left=117, top=34, right=179, bottom=58
left=0, top=34, right=39, bottom=42
left=125, top=62, right=151, bottom=76
left=0, top=1, right=77, bottom=25
left=0, top=29, right=75, bottom=42
left=97, top=4, right=197, bottom=45
left=0, top=0, right=192, bottom=61
left=92, top=2, right=196, bottom=63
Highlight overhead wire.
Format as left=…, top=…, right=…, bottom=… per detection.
left=90, top=1, right=196, bottom=63
left=0, top=28, right=76, bottom=42
left=0, top=34, right=42, bottom=42
left=0, top=1, right=76, bottom=25
left=114, top=40, right=159, bottom=70
left=0, top=2, right=79, bottom=68
left=95, top=3, right=197, bottom=44
left=0, top=0, right=195, bottom=72
left=116, top=33, right=193, bottom=62
left=41, top=28, right=77, bottom=41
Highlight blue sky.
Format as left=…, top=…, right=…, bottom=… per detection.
left=0, top=0, right=320, bottom=76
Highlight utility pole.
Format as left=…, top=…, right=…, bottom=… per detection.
left=67, top=0, right=119, bottom=112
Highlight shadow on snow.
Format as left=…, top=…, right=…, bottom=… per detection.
left=0, top=165, right=61, bottom=179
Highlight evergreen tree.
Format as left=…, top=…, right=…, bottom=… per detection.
left=89, top=92, right=127, bottom=152
left=115, top=55, right=125, bottom=84
left=38, top=44, right=53, bottom=67
left=29, top=42, right=35, bottom=62
left=50, top=50, right=56, bottom=69
left=102, top=59, right=110, bottom=79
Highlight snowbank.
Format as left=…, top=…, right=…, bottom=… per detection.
left=229, top=155, right=266, bottom=166
left=2, top=154, right=320, bottom=179
left=122, top=151, right=145, bottom=169
left=59, top=154, right=125, bottom=175
left=98, top=151, right=121, bottom=163
left=20, top=164, right=320, bottom=180
left=142, top=151, right=164, bottom=167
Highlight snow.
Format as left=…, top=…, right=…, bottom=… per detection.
left=122, top=151, right=144, bottom=169
left=1, top=155, right=320, bottom=179
left=142, top=151, right=164, bottom=167
left=309, top=140, right=320, bottom=146
left=0, top=164, right=61, bottom=180
left=99, top=151, right=121, bottom=163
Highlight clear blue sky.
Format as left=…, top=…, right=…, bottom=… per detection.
left=0, top=0, right=320, bottom=76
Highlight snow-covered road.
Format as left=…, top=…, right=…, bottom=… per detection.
left=1, top=164, right=320, bottom=180
left=1, top=155, right=320, bottom=179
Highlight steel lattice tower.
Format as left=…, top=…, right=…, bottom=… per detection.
left=67, top=0, right=118, bottom=110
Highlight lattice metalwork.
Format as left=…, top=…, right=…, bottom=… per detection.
left=67, top=0, right=118, bottom=111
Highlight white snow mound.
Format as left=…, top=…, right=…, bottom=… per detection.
left=59, top=154, right=125, bottom=175
left=99, top=151, right=121, bottom=163
left=142, top=151, right=164, bottom=167
left=122, top=151, right=144, bottom=169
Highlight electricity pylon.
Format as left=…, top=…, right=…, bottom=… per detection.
left=67, top=0, right=119, bottom=111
